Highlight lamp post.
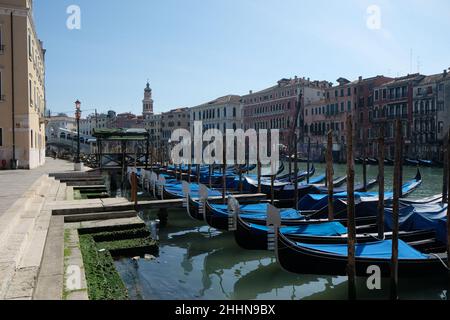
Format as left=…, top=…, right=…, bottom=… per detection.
left=74, top=100, right=82, bottom=171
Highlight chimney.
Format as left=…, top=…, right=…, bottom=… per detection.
left=249, top=90, right=253, bottom=94
left=444, top=69, right=448, bottom=77
left=358, top=76, right=363, bottom=82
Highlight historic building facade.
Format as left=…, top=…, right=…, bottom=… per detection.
left=114, top=112, right=144, bottom=129
left=145, top=113, right=162, bottom=149
left=189, top=95, right=242, bottom=134
left=303, top=75, right=393, bottom=161
left=79, top=111, right=116, bottom=136
left=241, top=77, right=330, bottom=148
left=160, top=107, right=190, bottom=145
left=369, top=74, right=424, bottom=158
left=411, top=70, right=450, bottom=160
left=0, top=0, right=46, bottom=169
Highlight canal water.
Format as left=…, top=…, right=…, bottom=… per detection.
left=114, top=163, right=448, bottom=300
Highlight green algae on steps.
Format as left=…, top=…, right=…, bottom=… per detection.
left=78, top=226, right=158, bottom=300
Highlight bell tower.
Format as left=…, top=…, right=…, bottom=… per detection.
left=142, top=81, right=154, bottom=116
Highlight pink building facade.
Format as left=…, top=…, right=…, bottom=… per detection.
left=304, top=75, right=393, bottom=161
left=241, top=77, right=330, bottom=148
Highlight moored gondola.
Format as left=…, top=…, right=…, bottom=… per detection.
left=233, top=205, right=438, bottom=251
left=312, top=177, right=377, bottom=195
left=298, top=169, right=422, bottom=212
left=276, top=232, right=447, bottom=277
left=204, top=201, right=314, bottom=230
left=384, top=158, right=394, bottom=166
left=399, top=194, right=442, bottom=205
left=418, top=159, right=434, bottom=167
left=404, top=158, right=419, bottom=166
left=242, top=165, right=316, bottom=194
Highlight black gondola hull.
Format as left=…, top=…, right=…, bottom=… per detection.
left=277, top=233, right=446, bottom=277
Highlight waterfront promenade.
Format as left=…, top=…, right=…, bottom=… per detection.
left=0, top=158, right=84, bottom=300
left=0, top=158, right=77, bottom=217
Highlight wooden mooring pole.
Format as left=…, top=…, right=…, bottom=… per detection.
left=443, top=132, right=449, bottom=204
left=346, top=116, right=356, bottom=300
left=327, top=130, right=334, bottom=221
left=362, top=140, right=368, bottom=192
left=288, top=142, right=292, bottom=182
left=197, top=164, right=201, bottom=184
left=239, top=167, right=243, bottom=193
left=307, top=137, right=311, bottom=184
left=145, top=134, right=150, bottom=169
left=149, top=144, right=153, bottom=171
left=390, top=119, right=402, bottom=301
left=271, top=174, right=275, bottom=205
left=257, top=134, right=262, bottom=193
left=131, top=172, right=138, bottom=207
left=294, top=131, right=299, bottom=210
left=208, top=164, right=212, bottom=188
left=446, top=130, right=450, bottom=272
left=223, top=135, right=227, bottom=203
left=377, top=127, right=385, bottom=239
left=399, top=131, right=404, bottom=198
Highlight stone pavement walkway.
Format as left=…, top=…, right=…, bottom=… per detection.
left=0, top=158, right=77, bottom=217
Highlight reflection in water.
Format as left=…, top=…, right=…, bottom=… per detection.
left=114, top=163, right=447, bottom=300
left=115, top=209, right=342, bottom=300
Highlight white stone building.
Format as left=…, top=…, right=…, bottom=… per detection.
left=189, top=95, right=242, bottom=135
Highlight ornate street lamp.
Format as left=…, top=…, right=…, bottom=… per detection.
left=75, top=100, right=82, bottom=167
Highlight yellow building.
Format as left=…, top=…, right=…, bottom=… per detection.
left=0, top=0, right=46, bottom=169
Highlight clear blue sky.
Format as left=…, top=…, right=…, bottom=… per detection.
left=34, top=0, right=450, bottom=116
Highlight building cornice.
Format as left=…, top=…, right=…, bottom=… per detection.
left=0, top=6, right=29, bottom=17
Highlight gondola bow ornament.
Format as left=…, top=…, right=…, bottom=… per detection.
left=150, top=172, right=158, bottom=197
left=182, top=181, right=190, bottom=208
left=267, top=204, right=281, bottom=251
left=157, top=175, right=166, bottom=199
left=227, top=196, right=240, bottom=231
left=199, top=184, right=209, bottom=221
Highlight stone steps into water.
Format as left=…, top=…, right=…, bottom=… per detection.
left=0, top=175, right=57, bottom=299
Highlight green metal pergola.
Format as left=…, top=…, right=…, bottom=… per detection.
left=92, top=128, right=150, bottom=170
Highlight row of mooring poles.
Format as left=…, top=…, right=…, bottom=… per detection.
left=346, top=119, right=406, bottom=300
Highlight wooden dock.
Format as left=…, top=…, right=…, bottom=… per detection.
left=51, top=193, right=267, bottom=216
